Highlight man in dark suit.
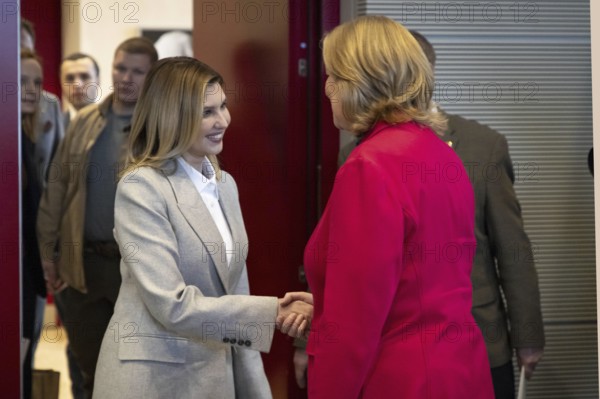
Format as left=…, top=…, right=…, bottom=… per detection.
left=297, top=31, right=546, bottom=399
left=436, top=110, right=545, bottom=396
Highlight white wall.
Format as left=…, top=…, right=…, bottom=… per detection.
left=61, top=0, right=192, bottom=101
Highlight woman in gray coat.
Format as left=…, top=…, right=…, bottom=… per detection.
left=93, top=57, right=311, bottom=399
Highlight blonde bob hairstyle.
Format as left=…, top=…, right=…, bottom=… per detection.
left=124, top=57, right=224, bottom=178
left=322, top=15, right=446, bottom=134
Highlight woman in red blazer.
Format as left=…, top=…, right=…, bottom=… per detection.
left=285, top=16, right=495, bottom=398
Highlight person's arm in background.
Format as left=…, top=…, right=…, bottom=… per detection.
left=293, top=341, right=309, bottom=388
left=486, top=134, right=545, bottom=379
left=36, top=113, right=76, bottom=292
left=288, top=291, right=313, bottom=388
left=44, top=92, right=65, bottom=171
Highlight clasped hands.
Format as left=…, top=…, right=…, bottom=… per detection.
left=276, top=292, right=314, bottom=339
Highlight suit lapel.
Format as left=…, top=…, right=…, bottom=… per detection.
left=217, top=178, right=245, bottom=293
left=442, top=112, right=460, bottom=151
left=166, top=165, right=230, bottom=293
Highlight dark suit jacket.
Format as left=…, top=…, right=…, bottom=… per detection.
left=443, top=113, right=545, bottom=367
left=338, top=114, right=545, bottom=367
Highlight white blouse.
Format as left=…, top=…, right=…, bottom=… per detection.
left=177, top=156, right=234, bottom=267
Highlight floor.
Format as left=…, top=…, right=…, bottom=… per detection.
left=33, top=303, right=73, bottom=399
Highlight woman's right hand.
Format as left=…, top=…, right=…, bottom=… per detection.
left=277, top=297, right=313, bottom=338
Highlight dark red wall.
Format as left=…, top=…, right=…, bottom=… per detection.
left=318, top=1, right=340, bottom=210
left=194, top=1, right=339, bottom=398
left=194, top=2, right=299, bottom=396
left=21, top=0, right=62, bottom=96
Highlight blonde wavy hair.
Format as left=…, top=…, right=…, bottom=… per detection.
left=322, top=15, right=446, bottom=134
left=124, top=57, right=224, bottom=178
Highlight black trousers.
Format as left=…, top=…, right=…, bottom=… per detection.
left=491, top=361, right=516, bottom=399
left=54, top=293, right=86, bottom=399
left=59, top=250, right=121, bottom=399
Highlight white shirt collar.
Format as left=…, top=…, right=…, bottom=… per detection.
left=177, top=156, right=233, bottom=267
left=177, top=156, right=218, bottom=198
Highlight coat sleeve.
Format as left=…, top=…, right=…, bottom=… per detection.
left=114, top=169, right=278, bottom=353
left=485, top=134, right=545, bottom=349
left=308, top=157, right=405, bottom=398
left=48, top=95, right=65, bottom=161
left=36, top=93, right=65, bottom=187
left=36, top=116, right=75, bottom=261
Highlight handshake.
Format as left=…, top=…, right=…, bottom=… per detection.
left=276, top=292, right=314, bottom=339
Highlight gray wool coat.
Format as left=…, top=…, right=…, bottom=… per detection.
left=93, top=163, right=277, bottom=399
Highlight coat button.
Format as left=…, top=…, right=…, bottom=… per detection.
left=237, top=340, right=244, bottom=346
left=244, top=340, right=251, bottom=347
left=230, top=338, right=237, bottom=344
left=223, top=337, right=230, bottom=343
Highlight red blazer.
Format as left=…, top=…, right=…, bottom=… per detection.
left=305, top=121, right=494, bottom=399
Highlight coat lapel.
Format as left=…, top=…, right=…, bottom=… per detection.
left=442, top=111, right=460, bottom=151
left=165, top=165, right=230, bottom=293
left=217, top=177, right=246, bottom=293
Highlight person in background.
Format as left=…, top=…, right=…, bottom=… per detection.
left=20, top=18, right=35, bottom=51
left=61, top=52, right=101, bottom=130
left=20, top=18, right=65, bottom=186
left=21, top=49, right=46, bottom=399
left=54, top=51, right=102, bottom=399
left=284, top=16, right=494, bottom=398
left=20, top=48, right=48, bottom=399
left=20, top=19, right=65, bottom=398
left=409, top=30, right=544, bottom=398
left=36, top=37, right=158, bottom=398
left=93, top=56, right=311, bottom=399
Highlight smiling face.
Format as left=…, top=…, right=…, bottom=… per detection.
left=21, top=57, right=43, bottom=115
left=182, top=83, right=230, bottom=166
left=61, top=57, right=99, bottom=110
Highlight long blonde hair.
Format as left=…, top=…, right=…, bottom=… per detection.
left=322, top=15, right=446, bottom=134
left=124, top=57, right=224, bottom=177
left=20, top=48, right=42, bottom=143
